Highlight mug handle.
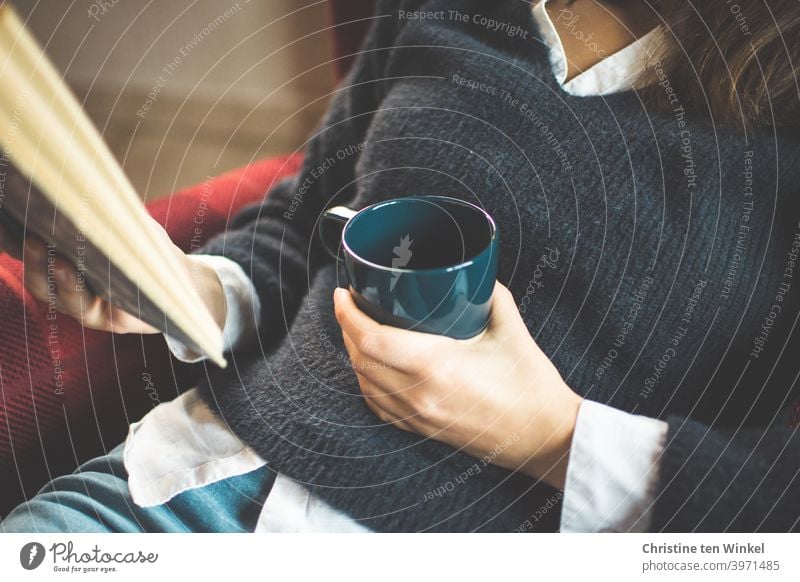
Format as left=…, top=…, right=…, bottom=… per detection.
left=318, top=206, right=357, bottom=261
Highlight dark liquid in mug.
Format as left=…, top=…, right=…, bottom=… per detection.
left=345, top=198, right=493, bottom=270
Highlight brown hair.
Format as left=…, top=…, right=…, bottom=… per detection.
left=638, top=0, right=800, bottom=132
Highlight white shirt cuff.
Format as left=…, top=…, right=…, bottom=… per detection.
left=164, top=255, right=261, bottom=363
left=560, top=400, right=667, bottom=532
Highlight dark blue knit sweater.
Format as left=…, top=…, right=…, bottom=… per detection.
left=197, top=0, right=800, bottom=531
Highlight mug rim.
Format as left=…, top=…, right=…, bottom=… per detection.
left=341, top=195, right=498, bottom=274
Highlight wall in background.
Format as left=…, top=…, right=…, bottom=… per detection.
left=17, top=0, right=335, bottom=199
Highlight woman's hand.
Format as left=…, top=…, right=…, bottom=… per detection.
left=334, top=282, right=583, bottom=490
left=0, top=220, right=227, bottom=335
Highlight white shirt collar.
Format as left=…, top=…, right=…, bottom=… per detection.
left=124, top=389, right=368, bottom=532
left=532, top=0, right=667, bottom=96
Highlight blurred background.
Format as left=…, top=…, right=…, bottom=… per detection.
left=17, top=0, right=336, bottom=201
left=0, top=0, right=376, bottom=518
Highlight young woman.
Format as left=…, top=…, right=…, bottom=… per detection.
left=2, top=0, right=800, bottom=532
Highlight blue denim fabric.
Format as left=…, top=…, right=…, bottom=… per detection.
left=0, top=444, right=276, bottom=533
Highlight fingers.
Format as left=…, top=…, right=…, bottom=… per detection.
left=344, top=329, right=442, bottom=429
left=333, top=287, right=393, bottom=339
left=333, top=287, right=448, bottom=372
left=50, top=255, right=93, bottom=316
left=19, top=236, right=117, bottom=332
left=101, top=305, right=159, bottom=335
left=334, top=283, right=523, bottom=360
left=68, top=287, right=158, bottom=334
left=486, top=282, right=528, bottom=338
left=341, top=328, right=409, bottom=387
left=22, top=236, right=51, bottom=302
left=22, top=238, right=102, bottom=323
left=356, top=372, right=414, bottom=432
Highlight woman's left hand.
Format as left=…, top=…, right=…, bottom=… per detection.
left=333, top=282, right=583, bottom=490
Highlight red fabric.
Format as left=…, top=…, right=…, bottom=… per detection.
left=147, top=154, right=302, bottom=252
left=0, top=154, right=302, bottom=515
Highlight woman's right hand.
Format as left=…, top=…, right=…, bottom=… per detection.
left=0, top=220, right=227, bottom=335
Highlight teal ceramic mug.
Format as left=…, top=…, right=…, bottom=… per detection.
left=319, top=195, right=499, bottom=339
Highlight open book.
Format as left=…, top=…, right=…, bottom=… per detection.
left=0, top=4, right=225, bottom=367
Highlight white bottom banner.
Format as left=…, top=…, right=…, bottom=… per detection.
left=1, top=533, right=797, bottom=581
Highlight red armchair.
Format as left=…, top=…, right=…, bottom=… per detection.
left=0, top=1, right=372, bottom=516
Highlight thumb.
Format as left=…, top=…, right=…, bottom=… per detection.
left=486, top=282, right=527, bottom=336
